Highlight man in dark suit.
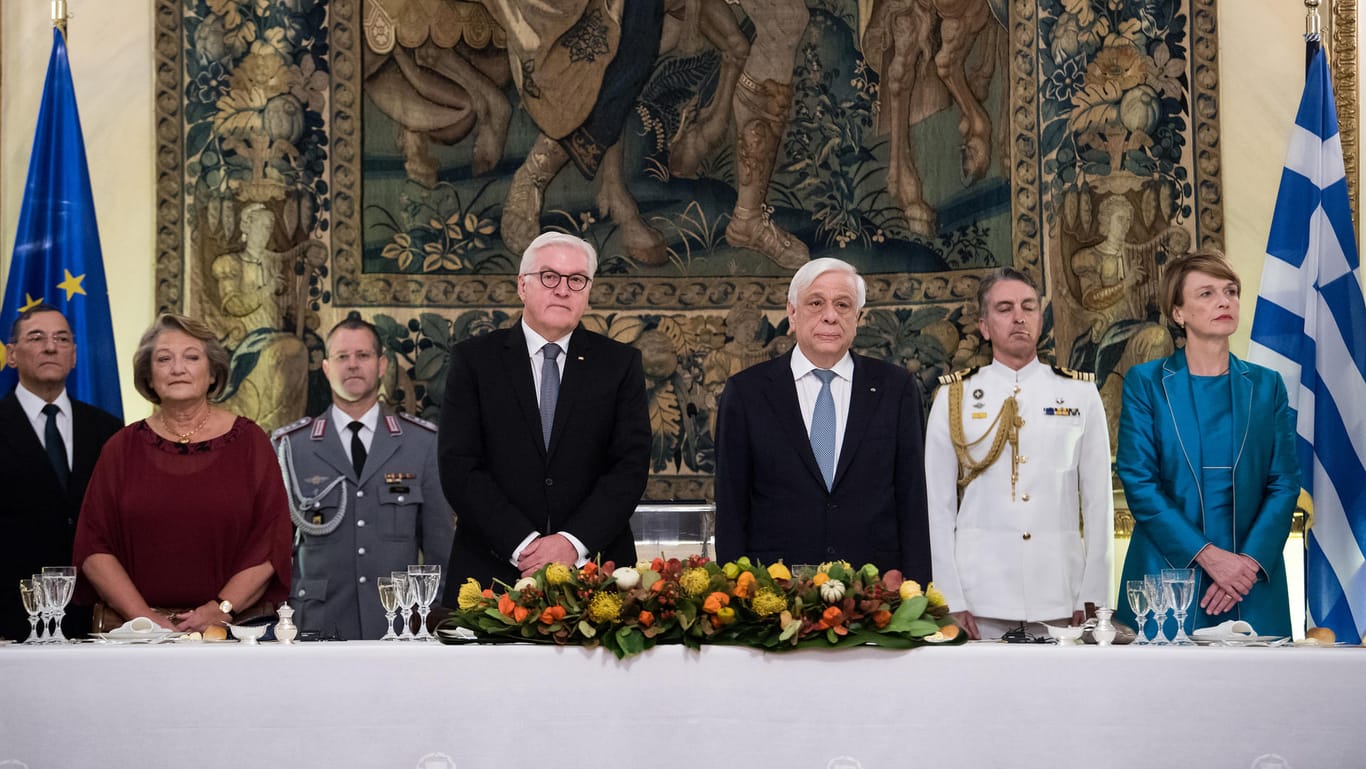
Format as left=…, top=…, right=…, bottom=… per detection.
left=438, top=233, right=650, bottom=599
left=0, top=304, right=122, bottom=640
left=714, top=258, right=931, bottom=582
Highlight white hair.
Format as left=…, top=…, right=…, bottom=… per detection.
left=518, top=232, right=599, bottom=277
left=786, top=257, right=866, bottom=309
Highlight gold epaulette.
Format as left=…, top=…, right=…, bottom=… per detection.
left=937, top=366, right=980, bottom=386
left=398, top=412, right=438, bottom=432
left=271, top=416, right=314, bottom=442
left=1051, top=364, right=1095, bottom=382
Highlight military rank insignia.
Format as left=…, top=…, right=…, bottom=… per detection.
left=1043, top=407, right=1081, bottom=416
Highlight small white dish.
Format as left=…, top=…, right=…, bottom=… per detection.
left=1046, top=625, right=1084, bottom=645
left=227, top=624, right=268, bottom=644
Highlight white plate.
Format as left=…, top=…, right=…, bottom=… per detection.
left=1192, top=634, right=1287, bottom=647
left=93, top=629, right=181, bottom=644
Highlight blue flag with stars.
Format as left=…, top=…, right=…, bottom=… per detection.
left=0, top=27, right=121, bottom=418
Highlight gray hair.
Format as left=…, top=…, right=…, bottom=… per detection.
left=975, top=267, right=1038, bottom=313
left=518, top=232, right=599, bottom=278
left=786, top=258, right=867, bottom=310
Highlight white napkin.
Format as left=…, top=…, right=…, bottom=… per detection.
left=113, top=616, right=162, bottom=634
left=1191, top=620, right=1256, bottom=641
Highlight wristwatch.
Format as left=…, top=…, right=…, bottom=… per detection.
left=217, top=598, right=235, bottom=619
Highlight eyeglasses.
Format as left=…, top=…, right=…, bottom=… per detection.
left=16, top=332, right=74, bottom=348
left=523, top=270, right=591, bottom=292
left=329, top=350, right=378, bottom=364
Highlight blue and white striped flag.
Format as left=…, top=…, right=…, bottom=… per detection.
left=1248, top=45, right=1366, bottom=644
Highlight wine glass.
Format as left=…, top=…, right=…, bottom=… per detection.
left=408, top=564, right=441, bottom=641
left=377, top=577, right=400, bottom=641
left=391, top=571, right=415, bottom=640
left=1125, top=580, right=1151, bottom=646
left=18, top=579, right=44, bottom=644
left=31, top=573, right=50, bottom=643
left=40, top=566, right=77, bottom=644
left=1144, top=574, right=1170, bottom=645
left=1162, top=568, right=1196, bottom=646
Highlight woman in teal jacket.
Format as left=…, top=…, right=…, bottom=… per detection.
left=1116, top=250, right=1300, bottom=637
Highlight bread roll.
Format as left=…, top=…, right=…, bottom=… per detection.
left=1305, top=626, right=1335, bottom=645
left=204, top=624, right=228, bottom=641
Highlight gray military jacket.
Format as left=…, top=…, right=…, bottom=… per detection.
left=273, top=405, right=455, bottom=639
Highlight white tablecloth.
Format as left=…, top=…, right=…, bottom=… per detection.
left=0, top=640, right=1360, bottom=769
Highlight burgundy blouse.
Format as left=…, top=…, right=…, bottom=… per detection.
left=73, top=416, right=292, bottom=608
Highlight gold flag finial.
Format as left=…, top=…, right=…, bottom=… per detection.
left=52, top=0, right=68, bottom=36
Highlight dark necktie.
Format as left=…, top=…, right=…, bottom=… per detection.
left=810, top=370, right=837, bottom=490
left=348, top=421, right=367, bottom=478
left=42, top=403, right=70, bottom=490
left=540, top=343, right=562, bottom=449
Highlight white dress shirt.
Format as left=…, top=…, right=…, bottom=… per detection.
left=329, top=402, right=379, bottom=468
left=14, top=382, right=74, bottom=468
left=790, top=346, right=855, bottom=468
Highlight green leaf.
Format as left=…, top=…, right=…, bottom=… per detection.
left=779, top=619, right=801, bottom=642
left=640, top=570, right=661, bottom=591
left=906, top=619, right=940, bottom=637
left=886, top=596, right=928, bottom=632
left=420, top=312, right=450, bottom=348
left=615, top=626, right=646, bottom=657
left=577, top=620, right=597, bottom=638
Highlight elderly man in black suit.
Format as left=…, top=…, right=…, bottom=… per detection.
left=714, top=258, right=931, bottom=582
left=0, top=304, right=122, bottom=640
left=439, top=233, right=650, bottom=598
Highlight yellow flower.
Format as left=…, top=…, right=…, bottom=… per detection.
left=812, top=572, right=830, bottom=587
left=926, top=584, right=947, bottom=609
left=679, top=567, right=711, bottom=596
left=456, top=578, right=485, bottom=610
left=752, top=588, right=788, bottom=617
left=545, top=563, right=573, bottom=586
left=899, top=580, right=923, bottom=600
left=587, top=591, right=623, bottom=623
left=817, top=560, right=852, bottom=574
left=766, top=562, right=792, bottom=581
left=715, top=606, right=736, bottom=625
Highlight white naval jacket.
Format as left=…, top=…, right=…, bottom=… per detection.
left=925, top=358, right=1114, bottom=620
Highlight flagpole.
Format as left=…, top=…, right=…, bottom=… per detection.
left=52, top=0, right=67, bottom=37
left=1304, top=0, right=1321, bottom=72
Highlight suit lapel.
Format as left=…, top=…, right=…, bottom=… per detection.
left=313, top=408, right=357, bottom=481
left=0, top=393, right=65, bottom=494
left=1160, top=350, right=1205, bottom=504
left=501, top=324, right=546, bottom=459
left=764, top=352, right=827, bottom=488
left=1230, top=354, right=1254, bottom=472
left=548, top=328, right=590, bottom=458
left=361, top=408, right=401, bottom=485
left=833, top=355, right=880, bottom=489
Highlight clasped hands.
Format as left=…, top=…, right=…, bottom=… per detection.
left=517, top=533, right=579, bottom=576
left=1195, top=545, right=1260, bottom=616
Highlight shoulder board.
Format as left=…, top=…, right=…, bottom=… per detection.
left=398, top=412, right=438, bottom=432
left=270, top=416, right=314, bottom=442
left=937, top=366, right=980, bottom=386
left=1052, top=364, right=1095, bottom=382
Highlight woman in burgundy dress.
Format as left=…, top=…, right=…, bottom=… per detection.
left=74, top=313, right=291, bottom=633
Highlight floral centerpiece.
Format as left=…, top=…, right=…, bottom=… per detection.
left=439, top=556, right=964, bottom=658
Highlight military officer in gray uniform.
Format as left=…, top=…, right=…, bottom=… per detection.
left=925, top=268, right=1113, bottom=641
left=273, top=317, right=454, bottom=639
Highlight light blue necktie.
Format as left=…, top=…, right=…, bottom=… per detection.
left=810, top=369, right=837, bottom=490
left=540, top=343, right=562, bottom=449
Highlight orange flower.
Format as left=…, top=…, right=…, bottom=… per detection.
left=702, top=591, right=731, bottom=614
left=651, top=557, right=665, bottom=572
left=539, top=605, right=566, bottom=625
left=581, top=562, right=599, bottom=577
left=816, top=605, right=848, bottom=634
left=734, top=571, right=756, bottom=599
left=812, top=572, right=830, bottom=587
left=481, top=588, right=494, bottom=598
left=498, top=594, right=516, bottom=618
left=512, top=605, right=530, bottom=623
left=872, top=609, right=893, bottom=629
left=638, top=610, right=655, bottom=628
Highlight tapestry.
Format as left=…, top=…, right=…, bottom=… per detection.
left=155, top=0, right=1223, bottom=503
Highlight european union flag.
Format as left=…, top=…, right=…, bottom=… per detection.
left=0, top=27, right=121, bottom=419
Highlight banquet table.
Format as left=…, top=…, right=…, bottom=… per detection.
left=1, top=640, right=1360, bottom=769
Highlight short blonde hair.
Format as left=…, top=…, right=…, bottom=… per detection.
left=1160, top=248, right=1242, bottom=322
left=132, top=313, right=231, bottom=404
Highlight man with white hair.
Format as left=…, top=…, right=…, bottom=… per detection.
left=438, top=232, right=650, bottom=599
left=714, top=258, right=931, bottom=581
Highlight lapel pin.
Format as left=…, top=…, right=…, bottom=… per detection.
left=577, top=356, right=585, bottom=361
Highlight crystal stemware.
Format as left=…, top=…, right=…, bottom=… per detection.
left=18, top=579, right=44, bottom=644
left=40, top=566, right=77, bottom=644
left=377, top=576, right=401, bottom=641
left=391, top=571, right=415, bottom=640
left=1125, top=579, right=1151, bottom=646
left=408, top=564, right=441, bottom=641
left=1144, top=573, right=1170, bottom=645
left=31, top=573, right=50, bottom=643
left=1162, top=568, right=1197, bottom=646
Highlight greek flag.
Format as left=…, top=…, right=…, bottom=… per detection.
left=0, top=28, right=121, bottom=417
left=1248, top=45, right=1366, bottom=644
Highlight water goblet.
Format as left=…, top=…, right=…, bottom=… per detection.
left=377, top=577, right=401, bottom=641
left=391, top=571, right=416, bottom=640
left=1125, top=580, right=1151, bottom=646
left=31, top=573, right=50, bottom=643
left=408, top=564, right=441, bottom=641
left=18, top=579, right=44, bottom=644
left=1144, top=574, right=1170, bottom=645
left=1161, top=568, right=1197, bottom=646
left=40, top=566, right=77, bottom=644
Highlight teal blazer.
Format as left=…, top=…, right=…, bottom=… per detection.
left=1115, top=350, right=1300, bottom=636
